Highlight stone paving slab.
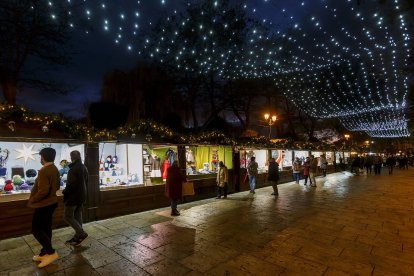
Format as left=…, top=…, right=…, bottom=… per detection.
left=1, top=168, right=414, bottom=275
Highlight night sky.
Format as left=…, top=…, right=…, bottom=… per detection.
left=10, top=0, right=301, bottom=118
left=3, top=0, right=411, bottom=138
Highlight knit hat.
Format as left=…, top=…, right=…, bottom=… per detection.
left=4, top=180, right=13, bottom=191
left=26, top=169, right=37, bottom=178
left=19, top=182, right=29, bottom=190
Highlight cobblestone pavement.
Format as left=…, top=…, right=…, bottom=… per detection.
left=1, top=168, right=414, bottom=275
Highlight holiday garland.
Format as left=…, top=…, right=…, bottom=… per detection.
left=0, top=103, right=346, bottom=151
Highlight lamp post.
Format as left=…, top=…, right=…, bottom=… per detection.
left=264, top=113, right=277, bottom=138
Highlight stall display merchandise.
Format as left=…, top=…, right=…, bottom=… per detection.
left=335, top=152, right=344, bottom=164
left=0, top=141, right=84, bottom=197
left=294, top=151, right=309, bottom=166
left=240, top=149, right=268, bottom=173
left=99, top=143, right=144, bottom=189
left=185, top=146, right=232, bottom=177
left=344, top=152, right=351, bottom=164
left=281, top=150, right=293, bottom=169
left=141, top=145, right=177, bottom=184
left=326, top=152, right=334, bottom=165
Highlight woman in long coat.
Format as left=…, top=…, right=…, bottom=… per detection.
left=165, top=160, right=185, bottom=216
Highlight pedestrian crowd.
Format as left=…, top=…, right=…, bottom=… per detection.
left=26, top=148, right=413, bottom=269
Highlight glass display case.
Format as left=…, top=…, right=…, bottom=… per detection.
left=185, top=146, right=232, bottom=178
left=0, top=141, right=85, bottom=198
left=240, top=149, right=268, bottom=173
left=99, top=143, right=145, bottom=189
left=294, top=150, right=309, bottom=166
left=326, top=152, right=334, bottom=165
left=142, top=145, right=178, bottom=185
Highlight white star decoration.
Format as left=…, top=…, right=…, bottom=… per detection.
left=15, top=144, right=39, bottom=164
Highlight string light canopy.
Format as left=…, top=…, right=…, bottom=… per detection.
left=45, top=0, right=411, bottom=138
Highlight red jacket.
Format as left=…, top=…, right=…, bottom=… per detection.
left=165, top=165, right=185, bottom=200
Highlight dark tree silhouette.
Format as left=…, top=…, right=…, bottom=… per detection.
left=0, top=0, right=78, bottom=104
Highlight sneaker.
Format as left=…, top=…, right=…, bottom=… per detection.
left=65, top=237, right=77, bottom=245
left=72, top=233, right=89, bottom=247
left=37, top=251, right=58, bottom=268
left=32, top=255, right=44, bottom=262
left=171, top=211, right=180, bottom=216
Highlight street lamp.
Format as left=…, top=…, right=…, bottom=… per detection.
left=264, top=113, right=277, bottom=138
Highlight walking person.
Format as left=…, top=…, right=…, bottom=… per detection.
left=216, top=161, right=228, bottom=199
left=373, top=154, right=382, bottom=175
left=292, top=157, right=301, bottom=184
left=268, top=158, right=279, bottom=196
left=386, top=155, right=396, bottom=175
left=63, top=150, right=89, bottom=246
left=309, top=155, right=318, bottom=187
left=319, top=154, right=328, bottom=177
left=303, top=157, right=312, bottom=186
left=28, top=148, right=60, bottom=268
left=165, top=160, right=185, bottom=216
left=247, top=156, right=258, bottom=194
left=364, top=155, right=373, bottom=174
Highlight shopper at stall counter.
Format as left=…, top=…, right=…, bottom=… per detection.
left=247, top=156, right=258, bottom=194
left=27, top=148, right=60, bottom=268
left=267, top=158, right=280, bottom=196
left=216, top=161, right=228, bottom=199
left=63, top=150, right=89, bottom=246
left=165, top=160, right=185, bottom=216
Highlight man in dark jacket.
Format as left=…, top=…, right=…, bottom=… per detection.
left=63, top=150, right=88, bottom=246
left=268, top=158, right=280, bottom=196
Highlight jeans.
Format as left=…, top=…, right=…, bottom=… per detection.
left=64, top=204, right=86, bottom=239
left=248, top=175, right=256, bottom=192
left=303, top=175, right=312, bottom=185
left=217, top=183, right=228, bottom=197
left=388, top=165, right=394, bottom=174
left=309, top=172, right=316, bottom=186
left=171, top=200, right=178, bottom=212
left=365, top=165, right=372, bottom=174
left=32, top=203, right=58, bottom=255
left=293, top=173, right=300, bottom=183
left=269, top=180, right=278, bottom=194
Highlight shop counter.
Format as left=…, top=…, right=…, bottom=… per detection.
left=0, top=195, right=65, bottom=239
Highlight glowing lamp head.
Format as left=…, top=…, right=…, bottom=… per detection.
left=264, top=113, right=269, bottom=120
left=271, top=115, right=277, bottom=122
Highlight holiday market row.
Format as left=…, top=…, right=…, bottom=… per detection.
left=0, top=140, right=355, bottom=199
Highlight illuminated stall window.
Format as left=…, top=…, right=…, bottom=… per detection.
left=99, top=143, right=144, bottom=189
left=141, top=145, right=178, bottom=185
left=185, top=146, right=232, bottom=177
left=241, top=149, right=268, bottom=173
left=0, top=141, right=85, bottom=198
left=294, top=150, right=309, bottom=165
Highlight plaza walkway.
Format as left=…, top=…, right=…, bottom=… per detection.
left=1, top=168, right=414, bottom=275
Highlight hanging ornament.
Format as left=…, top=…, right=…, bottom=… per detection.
left=15, top=144, right=39, bottom=164
left=42, top=125, right=49, bottom=133
left=7, top=121, right=15, bottom=131
left=131, top=133, right=136, bottom=138
left=145, top=133, right=152, bottom=142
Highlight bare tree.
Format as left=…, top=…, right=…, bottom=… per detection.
left=0, top=0, right=78, bottom=104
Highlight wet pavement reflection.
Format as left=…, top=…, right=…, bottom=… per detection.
left=1, top=169, right=414, bottom=275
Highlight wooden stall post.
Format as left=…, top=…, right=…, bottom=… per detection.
left=232, top=148, right=240, bottom=192
left=84, top=142, right=100, bottom=222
